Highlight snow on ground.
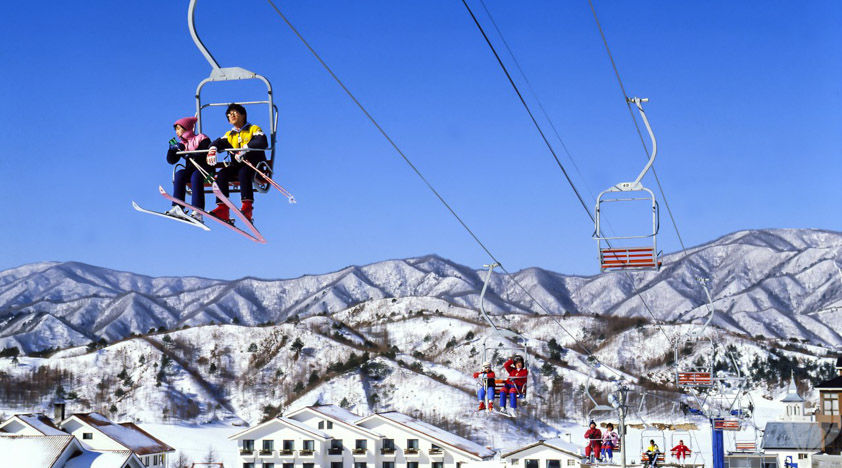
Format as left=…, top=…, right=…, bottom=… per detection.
left=138, top=423, right=241, bottom=468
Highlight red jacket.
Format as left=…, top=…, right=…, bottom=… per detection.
left=671, top=444, right=691, bottom=457
left=473, top=370, right=496, bottom=386
left=503, top=359, right=528, bottom=390
left=585, top=428, right=602, bottom=447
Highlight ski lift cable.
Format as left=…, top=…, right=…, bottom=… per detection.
left=475, top=0, right=596, bottom=199
left=261, top=0, right=609, bottom=367
left=461, top=0, right=673, bottom=346
left=460, top=0, right=594, bottom=221
left=586, top=0, right=689, bottom=257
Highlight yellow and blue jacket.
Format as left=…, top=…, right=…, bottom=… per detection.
left=211, top=123, right=268, bottom=163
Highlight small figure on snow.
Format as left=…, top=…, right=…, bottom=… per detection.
left=584, top=420, right=602, bottom=464
left=165, top=116, right=212, bottom=222
left=670, top=439, right=691, bottom=465
left=498, top=354, right=527, bottom=416
left=601, top=422, right=619, bottom=463
left=473, top=361, right=496, bottom=411
left=644, top=439, right=661, bottom=467
left=207, top=103, right=268, bottom=224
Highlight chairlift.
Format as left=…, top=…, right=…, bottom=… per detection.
left=584, top=362, right=616, bottom=421
left=176, top=0, right=280, bottom=197
left=594, top=97, right=661, bottom=271
left=639, top=428, right=666, bottom=466
left=674, top=279, right=717, bottom=387
left=477, top=263, right=529, bottom=401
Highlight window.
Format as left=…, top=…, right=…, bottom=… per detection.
left=407, top=463, right=418, bottom=468
left=303, top=439, right=315, bottom=451
left=265, top=464, right=275, bottom=468
left=144, top=456, right=150, bottom=467
left=328, top=421, right=334, bottom=429
left=547, top=460, right=560, bottom=468
left=304, top=464, right=314, bottom=468
left=331, top=463, right=343, bottom=468
left=283, top=440, right=294, bottom=451
left=263, top=440, right=275, bottom=451
left=383, top=463, right=395, bottom=468
left=823, top=393, right=839, bottom=416
left=407, top=439, right=419, bottom=449
left=432, top=463, right=443, bottom=468
left=430, top=444, right=442, bottom=454
left=243, top=464, right=254, bottom=468
left=356, top=439, right=367, bottom=450
left=319, top=421, right=325, bottom=429
left=798, top=453, right=808, bottom=459
left=566, top=461, right=577, bottom=467
left=355, top=464, right=367, bottom=468
left=243, top=440, right=255, bottom=452
left=525, top=460, right=539, bottom=468
left=82, top=432, right=93, bottom=440
left=383, top=439, right=395, bottom=450
left=330, top=439, right=344, bottom=455
left=283, top=464, right=293, bottom=468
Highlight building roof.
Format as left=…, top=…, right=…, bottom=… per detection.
left=0, top=434, right=79, bottom=468
left=817, top=375, right=842, bottom=390
left=64, top=449, right=140, bottom=468
left=781, top=375, right=805, bottom=403
left=228, top=416, right=331, bottom=441
left=761, top=422, right=824, bottom=451
left=66, top=413, right=174, bottom=455
left=287, top=405, right=382, bottom=438
left=5, top=414, right=67, bottom=436
left=359, top=412, right=495, bottom=459
left=502, top=438, right=582, bottom=459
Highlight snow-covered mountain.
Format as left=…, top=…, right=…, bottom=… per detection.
left=2, top=228, right=842, bottom=353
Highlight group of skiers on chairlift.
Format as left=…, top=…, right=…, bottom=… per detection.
left=584, top=420, right=692, bottom=466
left=472, top=355, right=528, bottom=417
left=165, top=104, right=268, bottom=225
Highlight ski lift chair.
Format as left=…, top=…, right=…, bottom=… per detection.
left=674, top=336, right=715, bottom=387
left=594, top=97, right=661, bottom=271
left=175, top=0, right=279, bottom=196
left=713, top=418, right=741, bottom=431
left=476, top=263, right=530, bottom=402
left=640, top=428, right=666, bottom=465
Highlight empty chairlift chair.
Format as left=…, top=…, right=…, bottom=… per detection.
left=594, top=97, right=661, bottom=271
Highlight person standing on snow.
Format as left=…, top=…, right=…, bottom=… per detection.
left=165, top=116, right=212, bottom=222
left=207, top=103, right=268, bottom=224
left=601, top=422, right=619, bottom=462
left=584, top=420, right=602, bottom=463
left=498, top=355, right=527, bottom=416
left=473, top=361, right=496, bottom=411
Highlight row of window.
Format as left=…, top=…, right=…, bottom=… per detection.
left=512, top=460, right=577, bottom=468
left=244, top=463, right=442, bottom=468
left=142, top=454, right=165, bottom=466
left=243, top=439, right=426, bottom=453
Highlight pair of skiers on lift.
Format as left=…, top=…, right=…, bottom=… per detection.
left=165, top=104, right=267, bottom=224
left=473, top=355, right=527, bottom=416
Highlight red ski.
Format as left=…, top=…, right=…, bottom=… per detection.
left=158, top=186, right=266, bottom=244
left=209, top=181, right=267, bottom=243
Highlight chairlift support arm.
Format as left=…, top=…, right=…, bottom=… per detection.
left=629, top=97, right=657, bottom=188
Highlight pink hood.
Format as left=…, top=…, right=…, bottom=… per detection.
left=173, top=116, right=208, bottom=151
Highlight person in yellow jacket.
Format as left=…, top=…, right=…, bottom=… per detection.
left=206, top=103, right=268, bottom=223
left=644, top=439, right=661, bottom=467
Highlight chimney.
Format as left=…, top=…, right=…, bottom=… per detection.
left=53, top=402, right=66, bottom=423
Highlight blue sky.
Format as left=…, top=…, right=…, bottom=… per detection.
left=1, top=1, right=839, bottom=280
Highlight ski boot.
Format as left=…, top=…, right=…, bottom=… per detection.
left=210, top=204, right=233, bottom=225
left=240, top=200, right=254, bottom=224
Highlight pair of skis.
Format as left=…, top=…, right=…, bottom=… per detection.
left=134, top=159, right=292, bottom=243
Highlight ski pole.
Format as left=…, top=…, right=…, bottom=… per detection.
left=238, top=157, right=297, bottom=204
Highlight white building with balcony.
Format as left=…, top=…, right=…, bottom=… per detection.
left=230, top=405, right=495, bottom=468
left=500, top=438, right=583, bottom=468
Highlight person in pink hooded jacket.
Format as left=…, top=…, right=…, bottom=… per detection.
left=165, top=116, right=212, bottom=221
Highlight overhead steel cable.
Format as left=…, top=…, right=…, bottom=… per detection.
left=587, top=0, right=689, bottom=258
left=460, top=0, right=594, bottom=221
left=476, top=0, right=595, bottom=199
left=262, top=0, right=608, bottom=364
left=463, top=0, right=673, bottom=345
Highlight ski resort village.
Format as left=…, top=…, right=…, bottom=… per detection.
left=3, top=0, right=841, bottom=467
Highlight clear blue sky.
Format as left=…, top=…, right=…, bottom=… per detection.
left=1, top=1, right=839, bottom=280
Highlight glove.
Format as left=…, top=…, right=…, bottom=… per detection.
left=207, top=147, right=217, bottom=166
left=168, top=138, right=180, bottom=150
left=232, top=150, right=244, bottom=163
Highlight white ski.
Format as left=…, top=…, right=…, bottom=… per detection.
left=132, top=201, right=210, bottom=231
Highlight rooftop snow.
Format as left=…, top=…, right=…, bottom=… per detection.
left=64, top=449, right=134, bottom=468
left=16, top=414, right=67, bottom=436
left=370, top=412, right=495, bottom=459
left=0, top=434, right=76, bottom=468
left=502, top=438, right=583, bottom=458
left=72, top=414, right=174, bottom=455
left=761, top=422, right=824, bottom=450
